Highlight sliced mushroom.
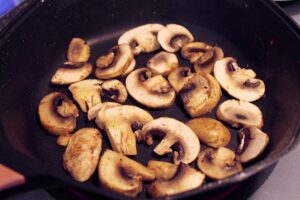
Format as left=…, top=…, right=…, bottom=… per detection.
left=216, top=99, right=263, bottom=128
left=67, top=38, right=90, bottom=62
left=101, top=79, right=127, bottom=103
left=179, top=71, right=221, bottom=117
left=118, top=23, right=164, bottom=55
left=56, top=133, right=72, bottom=147
left=38, top=92, right=78, bottom=135
left=95, top=44, right=134, bottom=79
left=50, top=62, right=93, bottom=85
left=167, top=67, right=194, bottom=92
left=99, top=149, right=155, bottom=197
left=147, top=160, right=177, bottom=180
left=186, top=118, right=231, bottom=148
left=148, top=163, right=205, bottom=197
left=63, top=128, right=102, bottom=182
left=236, top=127, right=269, bottom=163
left=158, top=24, right=194, bottom=53
left=147, top=51, right=179, bottom=76
left=197, top=147, right=243, bottom=180
left=180, top=42, right=224, bottom=74
left=126, top=68, right=176, bottom=109
left=96, top=105, right=153, bottom=155
left=214, top=57, right=265, bottom=102
left=121, top=58, right=136, bottom=77
left=140, top=117, right=200, bottom=164
left=68, top=79, right=102, bottom=112
left=87, top=102, right=120, bottom=121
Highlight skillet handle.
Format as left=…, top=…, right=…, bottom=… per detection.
left=0, top=164, right=26, bottom=191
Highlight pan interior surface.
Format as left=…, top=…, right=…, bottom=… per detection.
left=0, top=0, right=299, bottom=199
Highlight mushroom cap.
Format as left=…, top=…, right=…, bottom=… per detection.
left=126, top=68, right=176, bottom=109
left=121, top=58, right=136, bottom=77
left=118, top=23, right=164, bottom=54
left=167, top=67, right=194, bottom=93
left=186, top=118, right=231, bottom=148
left=67, top=38, right=90, bottom=62
left=216, top=99, right=263, bottom=128
left=236, top=127, right=269, bottom=163
left=148, top=163, right=205, bottom=197
left=101, top=79, right=128, bottom=103
left=214, top=57, right=265, bottom=102
left=87, top=102, right=120, bottom=121
left=99, top=149, right=155, bottom=197
left=158, top=24, right=194, bottom=53
left=38, top=92, right=78, bottom=135
left=56, top=133, right=72, bottom=147
left=51, top=62, right=93, bottom=85
left=63, top=128, right=102, bottom=182
left=95, top=44, right=133, bottom=79
left=68, top=79, right=103, bottom=112
left=197, top=147, right=243, bottom=180
left=140, top=117, right=200, bottom=164
left=179, top=71, right=221, bottom=117
left=96, top=105, right=153, bottom=155
left=147, top=51, right=179, bottom=76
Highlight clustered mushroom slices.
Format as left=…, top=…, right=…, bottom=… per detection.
left=38, top=23, right=270, bottom=198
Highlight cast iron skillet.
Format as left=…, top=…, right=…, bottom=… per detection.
left=0, top=0, right=300, bottom=199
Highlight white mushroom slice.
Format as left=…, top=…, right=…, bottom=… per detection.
left=101, top=79, right=127, bottom=103
left=87, top=102, right=120, bottom=121
left=216, top=99, right=263, bottom=128
left=167, top=67, right=194, bottom=92
left=179, top=71, right=221, bottom=117
left=140, top=117, right=200, bottom=164
left=157, top=24, right=194, bottom=53
left=121, top=58, right=136, bottom=77
left=99, top=150, right=155, bottom=197
left=95, top=44, right=133, bottom=79
left=118, top=23, right=164, bottom=55
left=68, top=79, right=103, bottom=112
left=147, top=51, right=179, bottom=76
left=50, top=62, right=93, bottom=85
left=126, top=68, right=176, bottom=109
left=214, top=57, right=265, bottom=102
left=96, top=105, right=153, bottom=155
left=63, top=128, right=102, bottom=182
left=38, top=92, right=78, bottom=135
left=67, top=38, right=90, bottom=62
left=236, top=127, right=269, bottom=163
left=197, top=147, right=243, bottom=180
left=148, top=162, right=205, bottom=197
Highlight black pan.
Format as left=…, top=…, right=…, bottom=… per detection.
left=0, top=0, right=300, bottom=199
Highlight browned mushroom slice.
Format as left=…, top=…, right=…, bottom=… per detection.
left=236, top=127, right=269, bottom=163
left=214, top=57, right=265, bottom=102
left=186, top=118, right=231, bottom=148
left=147, top=51, right=179, bottom=76
left=121, top=58, right=136, bottom=77
left=216, top=99, right=263, bottom=128
left=167, top=67, right=194, bottom=93
left=98, top=150, right=155, bottom=197
left=181, top=42, right=224, bottom=74
left=140, top=117, right=200, bottom=164
left=147, top=160, right=177, bottom=180
left=38, top=92, right=78, bottom=135
left=148, top=163, right=205, bottom=197
left=96, top=105, right=153, bottom=155
left=126, top=68, right=176, bottom=109
left=50, top=62, right=92, bottom=85
left=95, top=44, right=133, bottom=79
left=56, top=133, right=72, bottom=146
left=67, top=38, right=90, bottom=62
left=63, top=128, right=102, bottom=182
left=68, top=79, right=103, bottom=112
left=179, top=71, right=221, bottom=117
left=101, top=79, right=127, bottom=103
left=118, top=24, right=164, bottom=55
left=197, top=147, right=243, bottom=180
left=158, top=24, right=194, bottom=52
